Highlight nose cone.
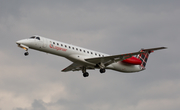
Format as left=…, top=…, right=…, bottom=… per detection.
left=16, top=39, right=28, bottom=45
left=16, top=39, right=32, bottom=47
left=16, top=40, right=22, bottom=44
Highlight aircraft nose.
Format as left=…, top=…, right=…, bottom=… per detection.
left=16, top=39, right=27, bottom=44
left=16, top=40, right=22, bottom=44
left=16, top=39, right=30, bottom=46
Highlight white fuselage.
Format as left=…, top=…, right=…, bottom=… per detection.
left=16, top=36, right=143, bottom=73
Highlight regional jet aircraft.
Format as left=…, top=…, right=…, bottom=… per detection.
left=16, top=35, right=166, bottom=77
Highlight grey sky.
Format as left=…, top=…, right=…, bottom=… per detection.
left=0, top=0, right=180, bottom=110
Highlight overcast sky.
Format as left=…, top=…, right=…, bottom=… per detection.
left=0, top=0, right=180, bottom=110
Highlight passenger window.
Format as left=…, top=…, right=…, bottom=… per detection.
left=57, top=43, right=59, bottom=45
left=99, top=54, right=101, bottom=56
left=69, top=46, right=71, bottom=49
left=84, top=50, right=86, bottom=53
left=80, top=49, right=82, bottom=51
left=65, top=45, right=67, bottom=47
left=72, top=47, right=74, bottom=49
left=76, top=48, right=78, bottom=50
left=91, top=52, right=93, bottom=54
left=87, top=51, right=89, bottom=53
left=61, top=44, right=63, bottom=46
left=53, top=42, right=55, bottom=44
left=36, top=37, right=40, bottom=40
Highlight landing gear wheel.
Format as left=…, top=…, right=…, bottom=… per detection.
left=83, top=72, right=89, bottom=77
left=24, top=52, right=29, bottom=56
left=100, top=69, right=106, bottom=73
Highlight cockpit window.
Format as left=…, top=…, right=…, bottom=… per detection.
left=36, top=37, right=40, bottom=40
left=30, top=36, right=35, bottom=39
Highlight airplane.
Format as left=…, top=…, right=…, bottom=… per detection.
left=16, top=35, right=167, bottom=77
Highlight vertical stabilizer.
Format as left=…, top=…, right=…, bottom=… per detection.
left=137, top=50, right=151, bottom=69
left=137, top=47, right=167, bottom=69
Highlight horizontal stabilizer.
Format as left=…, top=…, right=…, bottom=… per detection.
left=142, top=47, right=167, bottom=52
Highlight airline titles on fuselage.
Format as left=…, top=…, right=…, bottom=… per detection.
left=49, top=44, right=67, bottom=51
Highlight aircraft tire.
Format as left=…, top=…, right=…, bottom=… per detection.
left=24, top=52, right=29, bottom=56
left=100, top=69, right=106, bottom=73
left=83, top=72, right=89, bottom=77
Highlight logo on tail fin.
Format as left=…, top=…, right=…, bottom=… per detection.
left=137, top=50, right=153, bottom=69
left=137, top=47, right=167, bottom=69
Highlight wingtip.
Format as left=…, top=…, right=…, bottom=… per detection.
left=157, top=46, right=167, bottom=49
left=163, top=47, right=168, bottom=49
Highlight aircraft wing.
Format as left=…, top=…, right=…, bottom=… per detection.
left=85, top=51, right=144, bottom=66
left=61, top=63, right=95, bottom=72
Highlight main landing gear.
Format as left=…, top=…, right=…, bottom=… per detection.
left=100, top=68, right=106, bottom=73
left=82, top=66, right=106, bottom=77
left=98, top=63, right=106, bottom=74
left=82, top=67, right=89, bottom=77
left=83, top=72, right=89, bottom=77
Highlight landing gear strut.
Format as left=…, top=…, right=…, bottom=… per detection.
left=82, top=67, right=89, bottom=77
left=97, top=63, right=106, bottom=74
left=24, top=52, right=29, bottom=56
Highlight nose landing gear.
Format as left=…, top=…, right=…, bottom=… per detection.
left=17, top=44, right=29, bottom=56
left=24, top=52, right=29, bottom=56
